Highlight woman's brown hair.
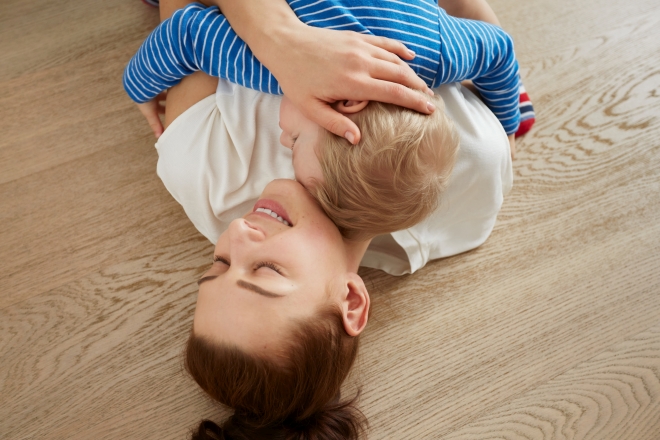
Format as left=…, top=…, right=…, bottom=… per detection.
left=185, top=305, right=366, bottom=440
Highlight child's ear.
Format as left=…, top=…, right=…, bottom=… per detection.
left=340, top=274, right=370, bottom=336
left=333, top=100, right=369, bottom=114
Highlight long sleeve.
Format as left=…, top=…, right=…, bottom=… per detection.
left=433, top=12, right=520, bottom=135
left=123, top=1, right=521, bottom=134
left=123, top=3, right=280, bottom=104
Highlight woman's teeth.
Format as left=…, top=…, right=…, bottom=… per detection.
left=255, top=208, right=290, bottom=226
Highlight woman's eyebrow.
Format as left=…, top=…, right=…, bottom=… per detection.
left=197, top=276, right=284, bottom=298
left=237, top=279, right=284, bottom=298
left=197, top=275, right=218, bottom=286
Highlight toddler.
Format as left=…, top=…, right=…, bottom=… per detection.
left=278, top=91, right=458, bottom=239
left=124, top=1, right=520, bottom=238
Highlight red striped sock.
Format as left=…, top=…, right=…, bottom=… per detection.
left=516, top=84, right=535, bottom=138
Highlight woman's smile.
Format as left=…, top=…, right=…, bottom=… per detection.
left=253, top=198, right=293, bottom=226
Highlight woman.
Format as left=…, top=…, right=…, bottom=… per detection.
left=161, top=82, right=510, bottom=439
left=148, top=1, right=513, bottom=438
left=188, top=178, right=371, bottom=439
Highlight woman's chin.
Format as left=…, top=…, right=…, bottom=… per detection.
left=259, top=179, right=321, bottom=222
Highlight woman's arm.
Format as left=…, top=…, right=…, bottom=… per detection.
left=207, top=0, right=435, bottom=144
left=136, top=0, right=216, bottom=137
left=438, top=0, right=501, bottom=26
left=125, top=1, right=434, bottom=142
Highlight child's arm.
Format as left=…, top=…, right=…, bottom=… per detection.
left=123, top=3, right=279, bottom=105
left=434, top=12, right=520, bottom=136
left=124, top=2, right=431, bottom=143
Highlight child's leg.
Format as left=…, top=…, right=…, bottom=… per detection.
left=517, top=82, right=534, bottom=137
left=438, top=0, right=535, bottom=137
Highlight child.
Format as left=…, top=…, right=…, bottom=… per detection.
left=124, top=1, right=518, bottom=238
left=279, top=91, right=459, bottom=239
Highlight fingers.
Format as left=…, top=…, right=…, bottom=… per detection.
left=137, top=102, right=165, bottom=138
left=362, top=34, right=416, bottom=60
left=309, top=101, right=362, bottom=144
left=146, top=113, right=164, bottom=138
left=352, top=36, right=433, bottom=97
left=345, top=32, right=429, bottom=91
left=369, top=57, right=429, bottom=94
left=365, top=79, right=436, bottom=115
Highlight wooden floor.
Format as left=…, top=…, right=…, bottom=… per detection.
left=1, top=0, right=659, bottom=438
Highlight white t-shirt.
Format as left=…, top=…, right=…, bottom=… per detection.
left=156, top=80, right=512, bottom=276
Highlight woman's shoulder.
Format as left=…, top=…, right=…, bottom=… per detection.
left=367, top=83, right=513, bottom=275
left=155, top=83, right=294, bottom=243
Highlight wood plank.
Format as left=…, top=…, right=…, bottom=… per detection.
left=494, top=0, right=660, bottom=62
left=0, top=1, right=158, bottom=82
left=1, top=0, right=660, bottom=438
left=1, top=206, right=656, bottom=438
left=0, top=139, right=199, bottom=309
left=356, top=6, right=660, bottom=437
left=0, top=48, right=152, bottom=185
left=0, top=239, right=213, bottom=439
left=0, top=0, right=169, bottom=308
left=441, top=325, right=660, bottom=439
left=359, top=203, right=660, bottom=438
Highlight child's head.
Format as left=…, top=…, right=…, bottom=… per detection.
left=279, top=93, right=459, bottom=240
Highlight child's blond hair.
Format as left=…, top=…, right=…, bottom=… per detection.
left=313, top=94, right=459, bottom=240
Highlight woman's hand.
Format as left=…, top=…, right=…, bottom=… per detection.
left=268, top=25, right=435, bottom=144
left=209, top=0, right=434, bottom=144
left=136, top=92, right=167, bottom=139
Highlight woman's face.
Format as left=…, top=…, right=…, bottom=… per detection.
left=194, top=179, right=354, bottom=359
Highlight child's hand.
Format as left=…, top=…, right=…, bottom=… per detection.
left=508, top=134, right=516, bottom=160
left=136, top=92, right=167, bottom=139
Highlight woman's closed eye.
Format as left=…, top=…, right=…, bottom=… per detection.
left=255, top=261, right=284, bottom=275
left=213, top=255, right=230, bottom=265
left=213, top=255, right=284, bottom=276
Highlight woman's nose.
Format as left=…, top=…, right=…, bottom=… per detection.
left=228, top=218, right=266, bottom=245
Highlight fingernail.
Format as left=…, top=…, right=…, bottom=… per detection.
left=426, top=101, right=436, bottom=112
left=407, top=49, right=416, bottom=57
left=425, top=87, right=434, bottom=96
left=345, top=131, right=356, bottom=144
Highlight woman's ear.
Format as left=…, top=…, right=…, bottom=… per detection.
left=341, top=274, right=370, bottom=336
left=333, top=100, right=369, bottom=114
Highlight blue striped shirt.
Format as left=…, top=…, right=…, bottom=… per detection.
left=123, top=1, right=520, bottom=134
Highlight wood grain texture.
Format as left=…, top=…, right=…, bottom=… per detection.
left=1, top=0, right=659, bottom=438
left=441, top=326, right=660, bottom=439
left=0, top=238, right=218, bottom=439
left=0, top=2, right=192, bottom=309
